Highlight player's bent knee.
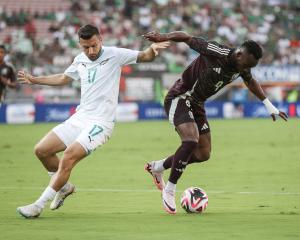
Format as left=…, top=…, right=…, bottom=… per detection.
left=34, top=144, right=49, bottom=160
left=193, top=150, right=211, bottom=162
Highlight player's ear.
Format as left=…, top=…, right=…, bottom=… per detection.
left=236, top=49, right=243, bottom=60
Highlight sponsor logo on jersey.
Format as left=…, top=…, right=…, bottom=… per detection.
left=213, top=68, right=221, bottom=74
left=88, top=135, right=94, bottom=143
left=201, top=123, right=209, bottom=131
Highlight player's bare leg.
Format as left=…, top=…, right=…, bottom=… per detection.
left=17, top=142, right=86, bottom=218
left=34, top=131, right=66, bottom=172
left=33, top=130, right=77, bottom=210
left=161, top=122, right=199, bottom=214
left=189, top=132, right=211, bottom=164
left=50, top=142, right=86, bottom=191
left=154, top=132, right=211, bottom=172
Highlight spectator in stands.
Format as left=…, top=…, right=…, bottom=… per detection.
left=0, top=0, right=299, bottom=103
left=0, top=45, right=17, bottom=103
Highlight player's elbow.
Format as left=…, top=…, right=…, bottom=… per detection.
left=59, top=74, right=71, bottom=85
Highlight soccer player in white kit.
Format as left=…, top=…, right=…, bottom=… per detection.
left=16, top=24, right=170, bottom=218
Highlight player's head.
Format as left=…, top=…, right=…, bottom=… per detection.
left=235, top=40, right=263, bottom=71
left=78, top=24, right=103, bottom=61
left=0, top=45, right=6, bottom=61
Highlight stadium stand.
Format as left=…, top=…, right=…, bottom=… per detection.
left=0, top=0, right=299, bottom=103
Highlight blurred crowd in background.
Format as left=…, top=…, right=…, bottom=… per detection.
left=0, top=0, right=299, bottom=103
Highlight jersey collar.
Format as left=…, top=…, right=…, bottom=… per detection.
left=83, top=48, right=105, bottom=63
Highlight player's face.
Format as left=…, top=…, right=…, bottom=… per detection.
left=0, top=48, right=5, bottom=61
left=235, top=49, right=259, bottom=71
left=79, top=34, right=103, bottom=61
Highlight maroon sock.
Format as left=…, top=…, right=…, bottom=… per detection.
left=162, top=155, right=174, bottom=169
left=169, top=141, right=197, bottom=184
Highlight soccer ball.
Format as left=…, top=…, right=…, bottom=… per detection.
left=180, top=187, right=208, bottom=213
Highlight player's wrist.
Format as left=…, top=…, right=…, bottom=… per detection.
left=149, top=44, right=158, bottom=57
left=263, top=98, right=279, bottom=115
left=29, top=74, right=36, bottom=84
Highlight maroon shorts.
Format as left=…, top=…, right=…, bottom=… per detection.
left=164, top=96, right=210, bottom=134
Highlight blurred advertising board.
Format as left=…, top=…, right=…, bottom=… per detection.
left=0, top=101, right=299, bottom=124
left=6, top=103, right=35, bottom=124
left=116, top=103, right=138, bottom=122
left=35, top=104, right=77, bottom=122
left=138, top=102, right=166, bottom=120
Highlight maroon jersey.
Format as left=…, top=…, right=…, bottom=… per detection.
left=0, top=62, right=16, bottom=100
left=166, top=37, right=252, bottom=104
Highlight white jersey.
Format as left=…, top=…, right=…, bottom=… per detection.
left=64, top=46, right=139, bottom=123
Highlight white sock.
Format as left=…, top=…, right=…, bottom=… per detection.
left=165, top=181, right=176, bottom=193
left=153, top=159, right=166, bottom=172
left=48, top=172, right=56, bottom=178
left=48, top=172, right=69, bottom=192
left=34, top=186, right=57, bottom=209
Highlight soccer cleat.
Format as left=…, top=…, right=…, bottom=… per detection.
left=17, top=203, right=42, bottom=218
left=50, top=183, right=75, bottom=210
left=144, top=162, right=165, bottom=191
left=162, top=188, right=177, bottom=214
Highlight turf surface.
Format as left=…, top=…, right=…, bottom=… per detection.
left=0, top=119, right=299, bottom=240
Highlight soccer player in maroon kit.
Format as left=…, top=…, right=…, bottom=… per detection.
left=0, top=45, right=17, bottom=104
left=143, top=31, right=288, bottom=214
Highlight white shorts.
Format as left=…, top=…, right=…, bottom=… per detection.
left=52, top=114, right=114, bottom=154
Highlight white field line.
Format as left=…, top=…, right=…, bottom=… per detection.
left=0, top=186, right=300, bottom=195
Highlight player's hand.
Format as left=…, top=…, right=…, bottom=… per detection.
left=143, top=31, right=168, bottom=42
left=150, top=41, right=170, bottom=56
left=271, top=111, right=288, bottom=122
left=18, top=70, right=35, bottom=84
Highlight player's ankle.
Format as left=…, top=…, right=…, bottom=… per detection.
left=165, top=181, right=176, bottom=193
left=153, top=159, right=166, bottom=172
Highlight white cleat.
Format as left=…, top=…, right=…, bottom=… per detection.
left=17, top=203, right=42, bottom=218
left=144, top=162, right=165, bottom=191
left=162, top=188, right=177, bottom=214
left=50, top=183, right=75, bottom=210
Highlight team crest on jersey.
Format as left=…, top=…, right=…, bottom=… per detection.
left=100, top=57, right=113, bottom=66
left=186, top=100, right=191, bottom=108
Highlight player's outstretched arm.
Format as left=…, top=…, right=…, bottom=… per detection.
left=137, top=41, right=170, bottom=62
left=143, top=31, right=192, bottom=43
left=18, top=70, right=72, bottom=86
left=244, top=78, right=288, bottom=121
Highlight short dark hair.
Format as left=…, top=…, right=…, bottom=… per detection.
left=78, top=24, right=100, bottom=40
left=241, top=40, right=263, bottom=60
left=0, top=44, right=6, bottom=51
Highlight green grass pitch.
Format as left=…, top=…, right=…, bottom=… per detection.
left=0, top=119, right=299, bottom=240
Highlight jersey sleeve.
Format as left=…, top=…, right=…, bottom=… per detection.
left=187, top=37, right=232, bottom=58
left=64, top=59, right=80, bottom=81
left=116, top=48, right=139, bottom=66
left=1, top=65, right=16, bottom=81
left=240, top=69, right=253, bottom=83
